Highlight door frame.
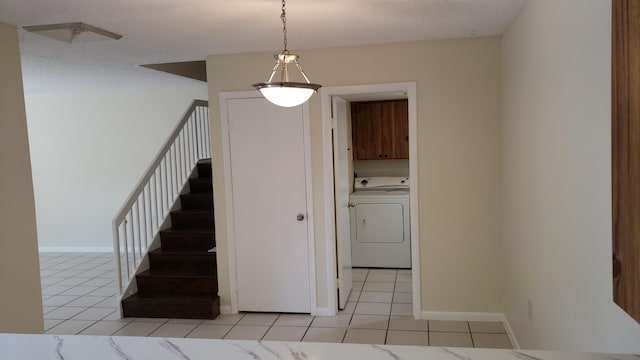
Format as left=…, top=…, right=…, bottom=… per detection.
left=219, top=91, right=317, bottom=314
left=320, top=82, right=421, bottom=318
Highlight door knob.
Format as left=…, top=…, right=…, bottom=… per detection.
left=297, top=213, right=305, bottom=221
left=348, top=202, right=355, bottom=208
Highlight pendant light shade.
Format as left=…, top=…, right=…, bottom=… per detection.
left=252, top=0, right=321, bottom=107
left=257, top=83, right=318, bottom=108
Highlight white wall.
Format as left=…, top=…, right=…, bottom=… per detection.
left=26, top=84, right=208, bottom=249
left=0, top=22, right=43, bottom=333
left=502, top=0, right=640, bottom=352
left=207, top=37, right=503, bottom=313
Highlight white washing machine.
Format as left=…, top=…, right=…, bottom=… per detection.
left=349, top=177, right=411, bottom=268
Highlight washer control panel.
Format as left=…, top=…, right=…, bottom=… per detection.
left=354, top=177, right=410, bottom=190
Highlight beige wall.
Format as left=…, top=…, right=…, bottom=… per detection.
left=0, top=22, right=44, bottom=333
left=502, top=0, right=640, bottom=352
left=25, top=85, right=208, bottom=249
left=207, top=37, right=503, bottom=313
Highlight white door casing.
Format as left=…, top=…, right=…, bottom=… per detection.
left=332, top=96, right=353, bottom=309
left=320, top=83, right=420, bottom=317
left=220, top=93, right=316, bottom=314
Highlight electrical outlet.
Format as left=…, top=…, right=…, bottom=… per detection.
left=528, top=300, right=533, bottom=323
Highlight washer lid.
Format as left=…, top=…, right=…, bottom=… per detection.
left=354, top=177, right=410, bottom=190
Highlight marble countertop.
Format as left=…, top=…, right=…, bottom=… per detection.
left=0, top=333, right=636, bottom=360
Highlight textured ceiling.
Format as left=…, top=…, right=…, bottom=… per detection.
left=0, top=0, right=527, bottom=95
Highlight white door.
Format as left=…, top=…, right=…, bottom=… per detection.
left=227, top=96, right=311, bottom=313
left=332, top=96, right=353, bottom=309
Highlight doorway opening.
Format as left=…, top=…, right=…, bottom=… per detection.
left=320, top=83, right=420, bottom=318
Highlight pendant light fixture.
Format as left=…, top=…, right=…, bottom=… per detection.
left=252, top=0, right=321, bottom=107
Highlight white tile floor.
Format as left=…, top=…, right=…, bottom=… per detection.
left=39, top=252, right=513, bottom=348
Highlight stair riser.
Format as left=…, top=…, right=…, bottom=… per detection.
left=189, top=178, right=212, bottom=193
left=180, top=194, right=213, bottom=210
left=159, top=232, right=215, bottom=251
left=122, top=298, right=220, bottom=319
left=170, top=212, right=214, bottom=228
left=122, top=303, right=220, bottom=319
left=137, top=276, right=218, bottom=297
left=197, top=163, right=212, bottom=178
left=149, top=254, right=217, bottom=275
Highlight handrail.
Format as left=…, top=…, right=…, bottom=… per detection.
left=113, top=99, right=208, bottom=225
left=112, top=99, right=210, bottom=296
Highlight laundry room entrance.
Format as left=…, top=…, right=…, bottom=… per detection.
left=320, top=83, right=420, bottom=318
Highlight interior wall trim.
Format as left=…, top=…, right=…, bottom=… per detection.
left=219, top=306, right=233, bottom=315
left=421, top=311, right=519, bottom=349
left=314, top=307, right=333, bottom=317
left=38, top=246, right=112, bottom=253
left=319, top=82, right=419, bottom=317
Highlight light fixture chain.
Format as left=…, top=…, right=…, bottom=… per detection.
left=251, top=0, right=321, bottom=108
left=281, top=0, right=288, bottom=52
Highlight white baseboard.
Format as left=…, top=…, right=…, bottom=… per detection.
left=219, top=306, right=233, bottom=315
left=421, top=311, right=519, bottom=349
left=39, top=247, right=112, bottom=253
left=220, top=305, right=333, bottom=317
left=314, top=307, right=335, bottom=317
left=420, top=311, right=504, bottom=322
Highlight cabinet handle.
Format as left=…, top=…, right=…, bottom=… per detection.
left=297, top=213, right=305, bottom=221
left=613, top=253, right=622, bottom=280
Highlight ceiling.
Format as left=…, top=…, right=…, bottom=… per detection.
left=0, top=0, right=527, bottom=95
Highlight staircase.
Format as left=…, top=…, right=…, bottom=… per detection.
left=121, top=159, right=220, bottom=319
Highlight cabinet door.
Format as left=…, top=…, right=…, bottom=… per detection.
left=613, top=0, right=640, bottom=324
left=351, top=102, right=383, bottom=160
left=388, top=100, right=409, bottom=159
left=351, top=100, right=408, bottom=160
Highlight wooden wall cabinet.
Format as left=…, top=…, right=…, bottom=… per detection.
left=612, top=0, right=640, bottom=324
left=351, top=99, right=409, bottom=160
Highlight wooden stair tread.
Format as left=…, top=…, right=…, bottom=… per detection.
left=181, top=193, right=211, bottom=197
left=123, top=294, right=219, bottom=303
left=150, top=248, right=215, bottom=255
left=189, top=179, right=212, bottom=185
left=181, top=193, right=212, bottom=198
left=171, top=209, right=213, bottom=214
left=137, top=270, right=216, bottom=279
left=160, top=227, right=213, bottom=234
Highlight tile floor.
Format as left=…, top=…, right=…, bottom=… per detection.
left=39, top=252, right=513, bottom=348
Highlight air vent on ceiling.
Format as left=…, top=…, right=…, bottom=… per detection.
left=23, top=22, right=122, bottom=43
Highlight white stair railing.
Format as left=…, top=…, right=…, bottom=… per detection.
left=112, top=100, right=210, bottom=295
